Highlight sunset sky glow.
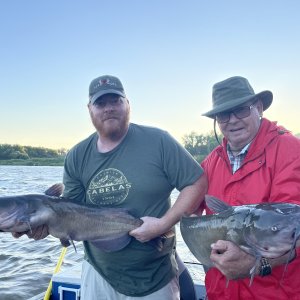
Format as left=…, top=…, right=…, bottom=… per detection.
left=1, top=1, right=300, bottom=149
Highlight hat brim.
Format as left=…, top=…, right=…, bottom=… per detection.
left=90, top=89, right=126, bottom=104
left=202, top=90, right=273, bottom=118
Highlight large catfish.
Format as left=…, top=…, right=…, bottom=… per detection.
left=180, top=195, right=300, bottom=274
left=0, top=184, right=171, bottom=252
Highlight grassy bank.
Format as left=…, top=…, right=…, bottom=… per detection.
left=0, top=157, right=65, bottom=166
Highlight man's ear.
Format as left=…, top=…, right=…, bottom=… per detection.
left=256, top=99, right=264, bottom=116
left=87, top=102, right=93, bottom=114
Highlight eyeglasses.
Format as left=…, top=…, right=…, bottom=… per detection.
left=216, top=104, right=255, bottom=123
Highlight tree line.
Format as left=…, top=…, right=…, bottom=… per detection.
left=0, top=144, right=67, bottom=160
left=1, top=130, right=299, bottom=165
left=0, top=132, right=221, bottom=164
left=182, top=131, right=222, bottom=163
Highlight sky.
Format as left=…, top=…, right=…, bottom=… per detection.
left=1, top=1, right=300, bottom=149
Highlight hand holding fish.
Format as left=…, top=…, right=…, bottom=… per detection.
left=12, top=225, right=49, bottom=240
left=130, top=216, right=168, bottom=242
left=2, top=184, right=170, bottom=252
left=210, top=240, right=257, bottom=280
left=180, top=195, right=300, bottom=284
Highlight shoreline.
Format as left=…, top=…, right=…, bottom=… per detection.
left=0, top=158, right=64, bottom=167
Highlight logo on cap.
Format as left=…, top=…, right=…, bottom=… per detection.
left=99, top=78, right=117, bottom=87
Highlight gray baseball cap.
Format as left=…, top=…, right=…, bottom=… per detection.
left=89, top=75, right=126, bottom=104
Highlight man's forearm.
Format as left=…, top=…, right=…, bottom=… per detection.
left=160, top=174, right=207, bottom=230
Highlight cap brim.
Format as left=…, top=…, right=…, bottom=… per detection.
left=202, top=90, right=273, bottom=119
left=90, top=89, right=126, bottom=104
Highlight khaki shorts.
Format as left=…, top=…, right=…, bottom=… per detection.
left=81, top=260, right=179, bottom=300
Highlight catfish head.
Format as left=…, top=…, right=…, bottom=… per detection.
left=244, top=203, right=300, bottom=258
left=0, top=196, right=34, bottom=232
left=0, top=183, right=64, bottom=233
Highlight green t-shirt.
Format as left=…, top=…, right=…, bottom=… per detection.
left=63, top=123, right=203, bottom=296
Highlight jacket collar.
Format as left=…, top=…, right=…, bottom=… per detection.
left=218, top=118, right=289, bottom=161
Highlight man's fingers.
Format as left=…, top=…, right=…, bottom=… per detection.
left=12, top=226, right=49, bottom=240
left=211, top=240, right=228, bottom=252
left=27, top=225, right=49, bottom=240
left=12, top=232, right=26, bottom=238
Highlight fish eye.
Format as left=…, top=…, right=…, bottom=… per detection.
left=271, top=226, right=278, bottom=231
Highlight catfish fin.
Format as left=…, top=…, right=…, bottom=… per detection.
left=239, top=246, right=255, bottom=257
left=91, top=229, right=176, bottom=253
left=45, top=183, right=65, bottom=197
left=249, top=256, right=261, bottom=286
left=91, top=233, right=132, bottom=252
left=60, top=238, right=71, bottom=248
left=148, top=237, right=163, bottom=251
left=70, top=240, right=77, bottom=252
left=225, top=279, right=230, bottom=288
left=148, top=229, right=176, bottom=252
left=205, top=195, right=232, bottom=213
left=160, top=229, right=175, bottom=239
left=281, top=227, right=300, bottom=280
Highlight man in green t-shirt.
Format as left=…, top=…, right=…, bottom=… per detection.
left=64, top=75, right=207, bottom=299
left=20, top=75, right=207, bottom=299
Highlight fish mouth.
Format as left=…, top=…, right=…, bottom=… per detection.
left=245, top=228, right=298, bottom=258
left=0, top=205, right=28, bottom=231
left=0, top=217, right=28, bottom=232
left=0, top=212, right=18, bottom=229
left=251, top=243, right=292, bottom=258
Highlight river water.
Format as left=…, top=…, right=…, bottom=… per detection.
left=0, top=165, right=204, bottom=300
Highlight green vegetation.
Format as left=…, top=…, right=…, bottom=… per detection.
left=0, top=132, right=221, bottom=166
left=182, top=131, right=222, bottom=163
left=0, top=144, right=67, bottom=166
left=1, top=131, right=298, bottom=166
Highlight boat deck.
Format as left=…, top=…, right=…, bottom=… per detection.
left=28, top=264, right=206, bottom=300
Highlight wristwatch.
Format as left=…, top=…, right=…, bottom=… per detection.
left=259, top=257, right=272, bottom=276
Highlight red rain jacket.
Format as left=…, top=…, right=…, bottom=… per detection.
left=201, top=118, right=300, bottom=300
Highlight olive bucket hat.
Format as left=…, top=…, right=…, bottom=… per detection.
left=202, top=76, right=273, bottom=118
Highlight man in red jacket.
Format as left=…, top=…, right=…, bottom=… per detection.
left=201, top=76, right=300, bottom=300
